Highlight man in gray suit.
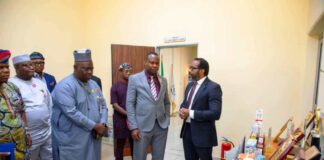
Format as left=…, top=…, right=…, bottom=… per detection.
left=126, top=52, right=170, bottom=160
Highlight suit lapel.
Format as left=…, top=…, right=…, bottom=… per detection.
left=157, top=75, right=164, bottom=100
left=191, top=78, right=209, bottom=108
left=139, top=71, right=157, bottom=102
left=184, top=82, right=193, bottom=101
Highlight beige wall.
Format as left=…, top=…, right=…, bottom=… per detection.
left=85, top=0, right=310, bottom=148
left=0, top=0, right=86, bottom=79
left=1, top=0, right=320, bottom=155
left=301, top=0, right=324, bottom=127
left=309, top=0, right=324, bottom=29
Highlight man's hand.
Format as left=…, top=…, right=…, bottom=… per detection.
left=179, top=108, right=190, bottom=119
left=131, top=129, right=141, bottom=141
left=94, top=123, right=106, bottom=136
left=26, top=133, right=32, bottom=147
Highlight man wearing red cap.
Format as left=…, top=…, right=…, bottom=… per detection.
left=0, top=50, right=31, bottom=160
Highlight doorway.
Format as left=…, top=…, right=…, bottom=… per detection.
left=110, top=43, right=198, bottom=115
left=157, top=44, right=198, bottom=115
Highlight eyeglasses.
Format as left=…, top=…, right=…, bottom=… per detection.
left=33, top=62, right=45, bottom=66
left=189, top=66, right=199, bottom=70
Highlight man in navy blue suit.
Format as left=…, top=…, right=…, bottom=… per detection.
left=30, top=52, right=57, bottom=92
left=179, top=58, right=222, bottom=160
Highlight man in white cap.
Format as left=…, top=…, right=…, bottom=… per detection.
left=51, top=49, right=108, bottom=160
left=9, top=54, right=53, bottom=160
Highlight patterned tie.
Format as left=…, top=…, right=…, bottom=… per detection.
left=150, top=76, right=158, bottom=101
left=184, top=82, right=197, bottom=108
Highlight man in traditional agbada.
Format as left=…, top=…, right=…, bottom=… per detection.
left=9, top=54, right=53, bottom=160
left=111, top=63, right=133, bottom=160
left=51, top=49, right=108, bottom=160
left=0, top=50, right=31, bottom=160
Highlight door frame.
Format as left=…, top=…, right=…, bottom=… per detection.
left=156, top=43, right=198, bottom=54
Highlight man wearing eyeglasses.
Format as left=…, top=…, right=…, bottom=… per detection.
left=30, top=52, right=57, bottom=92
left=179, top=58, right=222, bottom=160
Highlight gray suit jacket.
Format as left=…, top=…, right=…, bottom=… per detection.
left=126, top=71, right=170, bottom=132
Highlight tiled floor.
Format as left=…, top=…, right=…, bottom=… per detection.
left=101, top=116, right=221, bottom=160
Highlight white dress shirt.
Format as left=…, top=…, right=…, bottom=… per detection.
left=9, top=76, right=52, bottom=144
left=34, top=72, right=47, bottom=85
left=187, top=76, right=207, bottom=123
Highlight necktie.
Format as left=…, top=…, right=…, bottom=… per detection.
left=184, top=82, right=197, bottom=108
left=150, top=76, right=158, bottom=101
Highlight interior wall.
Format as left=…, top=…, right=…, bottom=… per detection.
left=0, top=0, right=86, bottom=80
left=301, top=0, right=324, bottom=119
left=309, top=0, right=324, bottom=28
left=85, top=0, right=310, bottom=150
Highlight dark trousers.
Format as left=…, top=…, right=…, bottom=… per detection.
left=182, top=123, right=212, bottom=160
left=114, top=138, right=134, bottom=160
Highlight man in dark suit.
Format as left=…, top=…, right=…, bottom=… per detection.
left=30, top=52, right=57, bottom=92
left=179, top=58, right=222, bottom=160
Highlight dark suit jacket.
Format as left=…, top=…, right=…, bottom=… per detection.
left=44, top=72, right=57, bottom=92
left=180, top=78, right=222, bottom=147
left=91, top=75, right=102, bottom=90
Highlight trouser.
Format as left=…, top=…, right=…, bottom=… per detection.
left=182, top=123, right=212, bottom=160
left=114, top=137, right=134, bottom=160
left=29, top=135, right=53, bottom=160
left=133, top=121, right=168, bottom=160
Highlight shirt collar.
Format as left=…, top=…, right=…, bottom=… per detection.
left=145, top=70, right=158, bottom=78
left=196, top=76, right=207, bottom=85
left=34, top=72, right=44, bottom=78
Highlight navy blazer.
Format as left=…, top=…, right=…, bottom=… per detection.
left=44, top=72, right=57, bottom=92
left=180, top=78, right=222, bottom=147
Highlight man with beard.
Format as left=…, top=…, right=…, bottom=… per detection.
left=179, top=58, right=222, bottom=160
left=126, top=52, right=170, bottom=160
left=30, top=52, right=57, bottom=92
left=111, top=63, right=133, bottom=160
left=51, top=49, right=108, bottom=160
left=9, top=54, right=52, bottom=160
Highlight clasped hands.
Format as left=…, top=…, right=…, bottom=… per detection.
left=179, top=108, right=190, bottom=120
left=93, top=123, right=108, bottom=139
left=131, top=129, right=142, bottom=141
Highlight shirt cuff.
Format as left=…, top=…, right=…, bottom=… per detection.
left=189, top=110, right=194, bottom=119
left=85, top=120, right=96, bottom=131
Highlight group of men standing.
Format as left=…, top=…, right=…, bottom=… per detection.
left=0, top=50, right=57, bottom=160
left=0, top=49, right=108, bottom=160
left=0, top=48, right=222, bottom=160
left=112, top=52, right=223, bottom=160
